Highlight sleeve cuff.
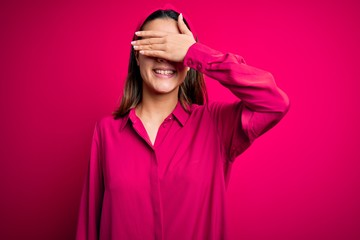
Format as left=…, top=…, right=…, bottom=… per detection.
left=183, top=42, right=219, bottom=72
left=183, top=42, right=246, bottom=72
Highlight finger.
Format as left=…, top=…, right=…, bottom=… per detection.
left=139, top=50, right=168, bottom=59
left=131, top=38, right=164, bottom=46
left=135, top=30, right=168, bottom=38
left=133, top=43, right=166, bottom=51
left=178, top=13, right=192, bottom=36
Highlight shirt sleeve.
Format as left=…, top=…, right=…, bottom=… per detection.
left=183, top=42, right=290, bottom=162
left=76, top=122, right=104, bottom=240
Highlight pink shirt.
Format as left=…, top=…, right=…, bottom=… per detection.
left=76, top=43, right=290, bottom=240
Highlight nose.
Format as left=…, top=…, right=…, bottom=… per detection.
left=156, top=58, right=168, bottom=63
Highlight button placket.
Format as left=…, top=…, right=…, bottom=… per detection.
left=150, top=151, right=164, bottom=240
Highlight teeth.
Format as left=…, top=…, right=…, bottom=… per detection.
left=154, top=69, right=175, bottom=75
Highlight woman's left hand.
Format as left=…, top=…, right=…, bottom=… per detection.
left=131, top=13, right=196, bottom=62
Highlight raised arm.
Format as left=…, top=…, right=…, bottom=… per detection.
left=184, top=42, right=290, bottom=161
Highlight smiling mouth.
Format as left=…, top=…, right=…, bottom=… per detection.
left=153, top=69, right=176, bottom=78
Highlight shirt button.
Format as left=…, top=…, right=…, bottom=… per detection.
left=197, top=63, right=202, bottom=69
left=187, top=59, right=193, bottom=65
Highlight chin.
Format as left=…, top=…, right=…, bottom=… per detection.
left=142, top=73, right=184, bottom=96
left=149, top=77, right=181, bottom=95
left=153, top=85, right=179, bottom=95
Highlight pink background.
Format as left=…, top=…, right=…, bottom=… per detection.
left=1, top=0, right=359, bottom=239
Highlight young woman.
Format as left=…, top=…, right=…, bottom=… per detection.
left=76, top=9, right=290, bottom=240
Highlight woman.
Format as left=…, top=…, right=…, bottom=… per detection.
left=76, top=9, right=290, bottom=240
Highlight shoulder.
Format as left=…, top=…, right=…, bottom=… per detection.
left=188, top=103, right=207, bottom=115
left=95, top=114, right=128, bottom=133
left=189, top=102, right=226, bottom=114
left=97, top=114, right=116, bottom=126
left=190, top=101, right=237, bottom=112
left=187, top=103, right=216, bottom=120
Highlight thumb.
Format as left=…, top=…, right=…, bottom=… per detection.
left=178, top=13, right=192, bottom=36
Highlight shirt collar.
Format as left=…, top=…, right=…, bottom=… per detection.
left=119, top=112, right=130, bottom=131
left=172, top=101, right=191, bottom=127
left=119, top=101, right=191, bottom=131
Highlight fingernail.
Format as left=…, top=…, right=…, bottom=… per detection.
left=135, top=31, right=140, bottom=35
left=179, top=13, right=183, bottom=20
left=139, top=50, right=145, bottom=54
left=131, top=41, right=136, bottom=45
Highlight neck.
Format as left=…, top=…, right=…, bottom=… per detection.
left=136, top=89, right=179, bottom=123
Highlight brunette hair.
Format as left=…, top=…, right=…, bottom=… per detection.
left=112, top=9, right=208, bottom=119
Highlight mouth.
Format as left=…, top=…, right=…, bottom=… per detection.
left=153, top=68, right=176, bottom=79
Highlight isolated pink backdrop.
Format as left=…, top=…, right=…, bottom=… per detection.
left=1, top=0, right=359, bottom=239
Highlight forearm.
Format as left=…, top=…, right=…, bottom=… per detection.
left=183, top=42, right=290, bottom=114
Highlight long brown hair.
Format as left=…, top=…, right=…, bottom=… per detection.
left=112, top=9, right=208, bottom=119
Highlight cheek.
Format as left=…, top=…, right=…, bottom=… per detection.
left=138, top=55, right=153, bottom=69
left=176, top=63, right=189, bottom=80
left=138, top=57, right=153, bottom=79
left=177, top=70, right=188, bottom=84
